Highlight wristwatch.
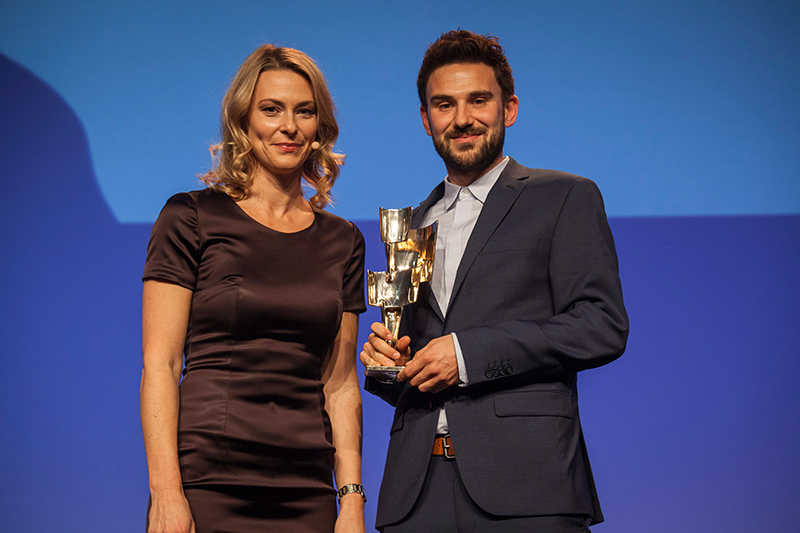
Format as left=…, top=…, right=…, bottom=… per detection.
left=336, top=483, right=366, bottom=503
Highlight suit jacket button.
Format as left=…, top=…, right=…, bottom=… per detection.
left=491, top=368, right=500, bottom=378
left=485, top=369, right=493, bottom=379
left=505, top=365, right=513, bottom=375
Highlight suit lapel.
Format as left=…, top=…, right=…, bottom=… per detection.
left=447, top=159, right=529, bottom=313
left=412, top=182, right=446, bottom=321
left=410, top=183, right=443, bottom=228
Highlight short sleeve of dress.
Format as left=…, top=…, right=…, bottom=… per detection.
left=342, top=222, right=367, bottom=314
left=142, top=192, right=200, bottom=290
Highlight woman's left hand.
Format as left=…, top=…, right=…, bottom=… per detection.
left=334, top=495, right=366, bottom=533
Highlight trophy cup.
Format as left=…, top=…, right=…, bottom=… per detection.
left=365, top=207, right=437, bottom=383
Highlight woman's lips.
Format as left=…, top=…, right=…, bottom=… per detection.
left=274, top=143, right=302, bottom=152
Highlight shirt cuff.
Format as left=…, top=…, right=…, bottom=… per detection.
left=452, top=332, right=469, bottom=386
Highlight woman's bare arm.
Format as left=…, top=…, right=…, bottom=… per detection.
left=321, top=312, right=366, bottom=533
left=140, top=280, right=195, bottom=533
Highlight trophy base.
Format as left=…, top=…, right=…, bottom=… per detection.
left=365, top=365, right=404, bottom=384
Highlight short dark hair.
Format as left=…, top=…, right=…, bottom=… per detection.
left=417, top=30, right=515, bottom=109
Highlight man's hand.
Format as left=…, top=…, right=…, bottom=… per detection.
left=360, top=323, right=411, bottom=368
left=397, top=335, right=460, bottom=393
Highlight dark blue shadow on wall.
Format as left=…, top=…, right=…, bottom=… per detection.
left=0, top=54, right=154, bottom=530
left=1, top=53, right=799, bottom=533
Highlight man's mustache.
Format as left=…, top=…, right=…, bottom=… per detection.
left=446, top=127, right=486, bottom=140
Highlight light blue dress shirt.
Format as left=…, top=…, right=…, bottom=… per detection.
left=419, top=157, right=510, bottom=434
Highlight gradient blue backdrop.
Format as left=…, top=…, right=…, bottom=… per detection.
left=1, top=1, right=798, bottom=531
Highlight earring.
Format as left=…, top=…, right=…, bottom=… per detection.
left=311, top=141, right=321, bottom=150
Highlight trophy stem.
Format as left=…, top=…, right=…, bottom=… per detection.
left=381, top=306, right=404, bottom=349
left=387, top=245, right=397, bottom=277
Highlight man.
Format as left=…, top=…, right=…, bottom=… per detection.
left=361, top=30, right=628, bottom=532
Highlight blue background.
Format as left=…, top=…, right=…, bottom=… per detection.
left=1, top=1, right=798, bottom=531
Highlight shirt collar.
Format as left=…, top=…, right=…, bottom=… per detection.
left=442, top=156, right=510, bottom=210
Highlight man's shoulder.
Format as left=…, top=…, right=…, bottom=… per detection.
left=504, top=160, right=605, bottom=198
left=495, top=161, right=609, bottom=217
left=504, top=159, right=589, bottom=187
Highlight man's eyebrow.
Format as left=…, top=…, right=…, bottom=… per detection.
left=429, top=93, right=454, bottom=103
left=429, top=90, right=494, bottom=102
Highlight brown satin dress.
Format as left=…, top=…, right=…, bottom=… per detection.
left=143, top=189, right=366, bottom=532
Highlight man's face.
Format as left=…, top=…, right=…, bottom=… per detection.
left=421, top=62, right=518, bottom=183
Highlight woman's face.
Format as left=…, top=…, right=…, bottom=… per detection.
left=247, top=69, right=318, bottom=180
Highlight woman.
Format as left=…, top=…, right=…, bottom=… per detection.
left=140, top=45, right=366, bottom=533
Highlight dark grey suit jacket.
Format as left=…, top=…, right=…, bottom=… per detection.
left=366, top=159, right=629, bottom=527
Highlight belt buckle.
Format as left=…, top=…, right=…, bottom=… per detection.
left=442, top=433, right=454, bottom=460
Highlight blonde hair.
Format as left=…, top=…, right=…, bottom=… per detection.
left=201, top=44, right=342, bottom=207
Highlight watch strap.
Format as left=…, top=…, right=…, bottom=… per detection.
left=336, top=483, right=366, bottom=503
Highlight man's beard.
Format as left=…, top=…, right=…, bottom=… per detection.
left=432, top=125, right=505, bottom=175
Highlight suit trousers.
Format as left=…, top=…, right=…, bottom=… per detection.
left=380, top=456, right=592, bottom=533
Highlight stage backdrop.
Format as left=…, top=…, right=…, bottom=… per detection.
left=1, top=1, right=798, bottom=532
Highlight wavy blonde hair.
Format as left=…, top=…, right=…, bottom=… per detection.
left=201, top=45, right=342, bottom=207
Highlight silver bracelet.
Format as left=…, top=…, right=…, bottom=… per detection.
left=336, top=483, right=366, bottom=503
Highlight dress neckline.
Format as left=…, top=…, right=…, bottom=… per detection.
left=226, top=193, right=317, bottom=235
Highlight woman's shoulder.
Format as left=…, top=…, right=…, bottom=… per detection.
left=313, top=208, right=365, bottom=246
left=184, top=187, right=230, bottom=206
left=154, top=188, right=235, bottom=230
left=314, top=208, right=361, bottom=232
left=160, top=187, right=234, bottom=215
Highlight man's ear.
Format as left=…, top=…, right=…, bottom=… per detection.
left=504, top=95, right=519, bottom=128
left=420, top=105, right=433, bottom=136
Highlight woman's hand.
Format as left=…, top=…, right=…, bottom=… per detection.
left=147, top=490, right=195, bottom=533
left=334, top=494, right=366, bottom=533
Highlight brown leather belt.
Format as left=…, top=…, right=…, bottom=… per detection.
left=432, top=434, right=455, bottom=459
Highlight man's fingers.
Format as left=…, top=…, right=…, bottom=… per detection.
left=400, top=349, right=455, bottom=392
left=397, top=357, right=423, bottom=382
left=425, top=380, right=450, bottom=394
left=370, top=322, right=392, bottom=341
left=413, top=367, right=449, bottom=393
left=359, top=345, right=375, bottom=367
left=408, top=364, right=434, bottom=389
left=395, top=335, right=411, bottom=353
left=368, top=333, right=402, bottom=361
left=361, top=339, right=396, bottom=367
